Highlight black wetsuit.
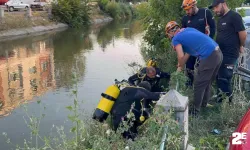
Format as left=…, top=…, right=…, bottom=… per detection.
left=111, top=87, right=161, bottom=140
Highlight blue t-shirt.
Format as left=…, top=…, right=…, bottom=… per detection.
left=172, top=27, right=218, bottom=59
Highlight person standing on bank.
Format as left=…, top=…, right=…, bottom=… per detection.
left=165, top=21, right=223, bottom=116
left=181, top=0, right=216, bottom=86
left=209, top=0, right=247, bottom=103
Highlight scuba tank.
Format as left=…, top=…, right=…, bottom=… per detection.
left=92, top=79, right=129, bottom=123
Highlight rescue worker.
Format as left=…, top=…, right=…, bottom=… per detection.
left=128, top=66, right=170, bottom=92
left=181, top=0, right=216, bottom=86
left=110, top=81, right=165, bottom=140
left=165, top=21, right=223, bottom=116
left=209, top=0, right=247, bottom=103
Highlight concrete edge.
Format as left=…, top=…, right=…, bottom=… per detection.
left=90, top=17, right=113, bottom=24
left=0, top=23, right=69, bottom=42
left=0, top=16, right=114, bottom=42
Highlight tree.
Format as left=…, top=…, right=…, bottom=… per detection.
left=138, top=0, right=245, bottom=74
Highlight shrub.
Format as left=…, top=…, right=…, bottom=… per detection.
left=133, top=2, right=149, bottom=19
left=238, top=8, right=246, bottom=17
left=105, top=2, right=121, bottom=18
left=52, top=0, right=90, bottom=28
left=119, top=3, right=132, bottom=18
left=98, top=0, right=109, bottom=11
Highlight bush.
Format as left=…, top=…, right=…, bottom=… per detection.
left=137, top=0, right=248, bottom=149
left=133, top=2, right=149, bottom=19
left=105, top=1, right=121, bottom=18
left=119, top=3, right=132, bottom=18
left=100, top=1, right=134, bottom=19
left=137, top=0, right=245, bottom=74
left=77, top=106, right=184, bottom=150
left=98, top=0, right=109, bottom=11
left=52, top=0, right=90, bottom=28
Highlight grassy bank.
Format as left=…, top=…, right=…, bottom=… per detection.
left=0, top=0, right=139, bottom=32
left=0, top=11, right=54, bottom=31
left=135, top=0, right=249, bottom=149
left=97, top=0, right=136, bottom=19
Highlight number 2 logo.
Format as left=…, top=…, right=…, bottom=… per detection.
left=232, top=132, right=247, bottom=145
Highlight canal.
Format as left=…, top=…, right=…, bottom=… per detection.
left=0, top=19, right=145, bottom=149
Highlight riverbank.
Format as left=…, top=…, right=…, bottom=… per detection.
left=0, top=15, right=113, bottom=41
left=0, top=5, right=113, bottom=41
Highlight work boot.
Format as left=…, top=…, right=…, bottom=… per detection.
left=189, top=107, right=199, bottom=118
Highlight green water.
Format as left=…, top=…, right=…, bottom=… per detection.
left=0, top=19, right=145, bottom=149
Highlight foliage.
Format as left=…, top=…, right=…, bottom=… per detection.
left=98, top=0, right=109, bottom=11
left=3, top=74, right=184, bottom=150
left=97, top=0, right=135, bottom=19
left=104, top=2, right=134, bottom=19
left=133, top=2, right=149, bottom=19
left=189, top=86, right=250, bottom=149
left=238, top=8, right=246, bottom=17
left=137, top=0, right=249, bottom=149
left=137, top=0, right=245, bottom=74
left=120, top=3, right=132, bottom=17
left=105, top=2, right=122, bottom=18
left=52, top=0, right=90, bottom=28
left=79, top=106, right=184, bottom=150
left=0, top=12, right=53, bottom=31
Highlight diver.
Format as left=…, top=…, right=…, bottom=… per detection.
left=128, top=66, right=170, bottom=112
left=128, top=66, right=170, bottom=92
left=110, top=81, right=165, bottom=140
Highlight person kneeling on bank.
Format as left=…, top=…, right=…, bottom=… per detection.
left=110, top=81, right=165, bottom=140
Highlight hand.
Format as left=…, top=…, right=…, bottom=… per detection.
left=177, top=67, right=182, bottom=72
left=240, top=46, right=244, bottom=54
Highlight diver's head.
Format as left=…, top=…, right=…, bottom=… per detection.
left=146, top=66, right=156, bottom=79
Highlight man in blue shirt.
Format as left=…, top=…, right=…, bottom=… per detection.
left=165, top=21, right=223, bottom=116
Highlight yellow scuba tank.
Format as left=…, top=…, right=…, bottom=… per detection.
left=92, top=84, right=120, bottom=122
left=146, top=58, right=157, bottom=67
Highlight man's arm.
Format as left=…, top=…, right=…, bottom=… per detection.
left=232, top=13, right=247, bottom=48
left=175, top=44, right=190, bottom=68
left=239, top=31, right=247, bottom=47
left=128, top=74, right=139, bottom=86
left=135, top=88, right=162, bottom=101
left=160, top=71, right=170, bottom=79
left=206, top=9, right=216, bottom=39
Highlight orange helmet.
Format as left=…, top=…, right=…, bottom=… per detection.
left=181, top=0, right=197, bottom=10
left=165, top=21, right=180, bottom=34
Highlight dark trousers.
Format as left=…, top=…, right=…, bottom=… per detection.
left=194, top=48, right=223, bottom=111
left=216, top=56, right=237, bottom=103
left=112, top=114, right=143, bottom=140
left=186, top=56, right=198, bottom=86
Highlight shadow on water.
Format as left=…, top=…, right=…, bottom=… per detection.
left=0, top=18, right=144, bottom=149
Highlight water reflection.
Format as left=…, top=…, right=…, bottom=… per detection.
left=53, top=28, right=92, bottom=89
left=96, top=19, right=143, bottom=51
left=0, top=19, right=144, bottom=149
left=0, top=35, right=56, bottom=117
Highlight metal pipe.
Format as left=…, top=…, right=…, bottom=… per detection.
left=238, top=66, right=250, bottom=75
left=234, top=71, right=250, bottom=79
left=160, top=126, right=168, bottom=150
